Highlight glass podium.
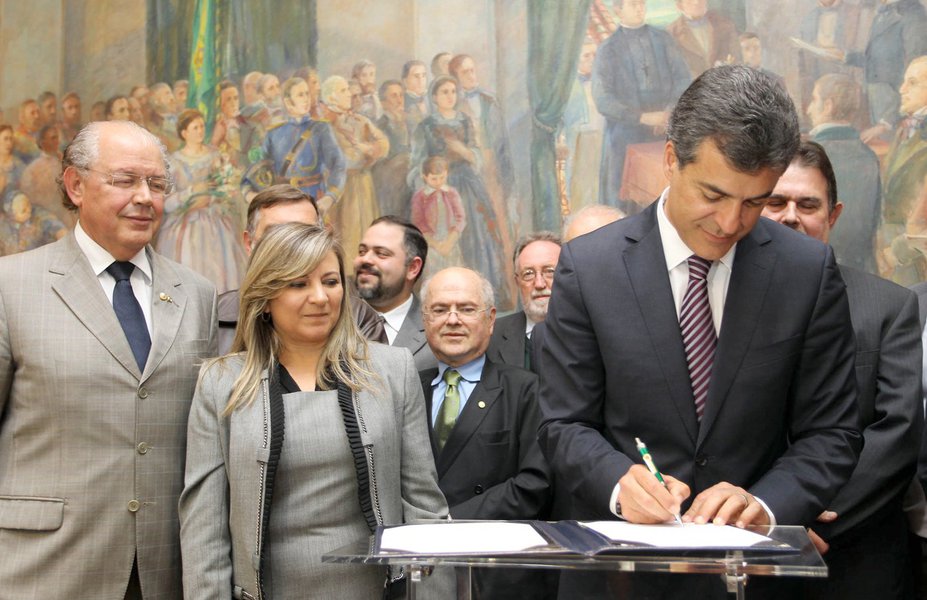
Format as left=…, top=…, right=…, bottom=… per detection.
left=323, top=522, right=826, bottom=600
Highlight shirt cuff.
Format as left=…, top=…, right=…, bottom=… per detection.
left=609, top=481, right=622, bottom=518
left=752, top=495, right=776, bottom=527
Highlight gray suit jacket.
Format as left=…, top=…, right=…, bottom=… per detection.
left=180, top=343, right=449, bottom=599
left=0, top=233, right=218, bottom=600
left=815, top=266, right=922, bottom=542
left=393, top=294, right=437, bottom=372
left=486, top=310, right=529, bottom=370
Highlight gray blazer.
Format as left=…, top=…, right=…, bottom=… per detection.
left=0, top=233, right=218, bottom=599
left=179, top=343, right=449, bottom=599
left=393, top=294, right=437, bottom=372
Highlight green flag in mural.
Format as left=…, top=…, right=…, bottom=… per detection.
left=187, top=0, right=221, bottom=136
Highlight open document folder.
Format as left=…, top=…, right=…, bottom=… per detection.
left=376, top=521, right=798, bottom=556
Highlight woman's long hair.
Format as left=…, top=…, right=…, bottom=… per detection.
left=223, top=223, right=374, bottom=414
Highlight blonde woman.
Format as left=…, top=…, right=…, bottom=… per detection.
left=179, top=223, right=448, bottom=599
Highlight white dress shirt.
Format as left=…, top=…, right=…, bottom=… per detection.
left=379, top=294, right=413, bottom=345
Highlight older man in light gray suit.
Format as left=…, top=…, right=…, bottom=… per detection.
left=0, top=120, right=218, bottom=599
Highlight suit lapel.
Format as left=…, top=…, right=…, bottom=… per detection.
left=419, top=368, right=440, bottom=459
left=697, top=224, right=776, bottom=446
left=144, top=251, right=187, bottom=382
left=394, top=295, right=428, bottom=355
left=436, top=362, right=501, bottom=475
left=623, top=205, right=699, bottom=444
left=499, top=312, right=527, bottom=367
left=49, top=235, right=141, bottom=379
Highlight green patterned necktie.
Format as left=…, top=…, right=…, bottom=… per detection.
left=435, top=369, right=462, bottom=450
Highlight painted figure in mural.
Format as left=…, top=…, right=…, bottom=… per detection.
left=58, top=91, right=82, bottom=148
left=258, top=73, right=286, bottom=125
left=797, top=0, right=867, bottom=111
left=402, top=60, right=430, bottom=131
left=293, top=66, right=323, bottom=116
left=174, top=79, right=189, bottom=109
left=20, top=124, right=73, bottom=228
left=560, top=37, right=605, bottom=213
left=0, top=124, right=27, bottom=194
left=37, top=91, right=57, bottom=129
left=353, top=59, right=382, bottom=121
left=323, top=75, right=389, bottom=276
left=880, top=55, right=927, bottom=286
left=838, top=0, right=927, bottom=142
left=593, top=0, right=691, bottom=211
left=148, top=82, right=181, bottom=152
left=431, top=51, right=452, bottom=78
left=807, top=73, right=880, bottom=274
left=738, top=32, right=785, bottom=88
left=14, top=99, right=41, bottom=163
left=373, top=79, right=414, bottom=218
left=667, top=0, right=741, bottom=78
left=155, top=108, right=246, bottom=294
left=105, top=95, right=130, bottom=122
left=0, top=189, right=66, bottom=256
left=409, top=75, right=512, bottom=310
left=127, top=97, right=146, bottom=127
left=129, top=84, right=151, bottom=124
left=256, top=77, right=345, bottom=215
left=89, top=100, right=106, bottom=123
left=211, top=80, right=248, bottom=168
left=411, top=155, right=465, bottom=277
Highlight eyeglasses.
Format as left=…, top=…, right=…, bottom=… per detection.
left=83, top=168, right=174, bottom=195
left=517, top=267, right=556, bottom=283
left=423, top=305, right=491, bottom=322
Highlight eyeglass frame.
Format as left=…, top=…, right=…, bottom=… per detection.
left=516, top=266, right=556, bottom=283
left=422, top=305, right=492, bottom=323
left=80, top=167, right=174, bottom=196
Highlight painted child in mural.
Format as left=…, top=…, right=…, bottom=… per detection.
left=0, top=189, right=66, bottom=256
left=411, top=155, right=465, bottom=278
left=409, top=75, right=513, bottom=310
left=155, top=108, right=246, bottom=294
left=322, top=75, right=389, bottom=277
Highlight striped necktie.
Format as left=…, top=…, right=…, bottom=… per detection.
left=680, top=256, right=716, bottom=420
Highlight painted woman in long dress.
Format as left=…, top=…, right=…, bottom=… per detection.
left=156, top=109, right=246, bottom=294
left=408, top=76, right=512, bottom=309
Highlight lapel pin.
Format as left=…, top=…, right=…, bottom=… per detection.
left=477, top=401, right=486, bottom=409
left=159, top=292, right=174, bottom=304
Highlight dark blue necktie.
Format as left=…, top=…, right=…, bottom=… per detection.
left=106, top=261, right=151, bottom=371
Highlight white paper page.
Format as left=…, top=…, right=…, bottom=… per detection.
left=380, top=522, right=549, bottom=554
left=580, top=521, right=773, bottom=549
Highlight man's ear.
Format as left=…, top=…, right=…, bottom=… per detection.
left=407, top=256, right=424, bottom=282
left=829, top=201, right=844, bottom=229
left=61, top=166, right=84, bottom=209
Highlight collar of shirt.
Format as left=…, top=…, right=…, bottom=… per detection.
left=74, top=220, right=152, bottom=283
left=422, top=184, right=451, bottom=195
left=656, top=188, right=735, bottom=335
left=430, top=354, right=486, bottom=425
left=525, top=318, right=537, bottom=337
left=379, top=293, right=414, bottom=345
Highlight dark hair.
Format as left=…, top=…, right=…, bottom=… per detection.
left=431, top=52, right=452, bottom=75
left=791, top=140, right=838, bottom=212
left=378, top=79, right=403, bottom=101
left=104, top=95, right=128, bottom=118
left=422, top=155, right=448, bottom=176
left=219, top=79, right=237, bottom=93
left=429, top=75, right=458, bottom=99
left=667, top=65, right=799, bottom=173
left=37, top=91, right=56, bottom=105
left=246, top=184, right=319, bottom=236
left=369, top=215, right=428, bottom=282
left=447, top=54, right=472, bottom=80
left=401, top=60, right=426, bottom=80
left=812, top=73, right=860, bottom=123
left=176, top=108, right=204, bottom=139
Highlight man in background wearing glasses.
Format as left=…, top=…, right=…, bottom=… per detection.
left=0, top=120, right=217, bottom=599
left=487, top=232, right=561, bottom=373
left=419, top=266, right=551, bottom=599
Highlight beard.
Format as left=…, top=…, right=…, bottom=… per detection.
left=523, top=294, right=550, bottom=323
left=355, top=264, right=405, bottom=307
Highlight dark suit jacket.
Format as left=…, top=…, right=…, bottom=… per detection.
left=811, top=125, right=881, bottom=274
left=487, top=310, right=530, bottom=370
left=538, top=202, right=862, bottom=525
left=815, top=266, right=922, bottom=543
left=912, top=281, right=927, bottom=498
left=420, top=359, right=549, bottom=520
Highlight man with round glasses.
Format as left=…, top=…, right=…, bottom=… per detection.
left=0, top=120, right=217, bottom=599
left=487, top=232, right=561, bottom=372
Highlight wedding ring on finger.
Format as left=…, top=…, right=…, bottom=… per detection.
left=737, top=493, right=750, bottom=507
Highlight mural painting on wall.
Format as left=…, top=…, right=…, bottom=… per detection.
left=1, top=0, right=926, bottom=308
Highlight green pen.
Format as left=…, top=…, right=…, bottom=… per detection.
left=635, top=437, right=683, bottom=525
